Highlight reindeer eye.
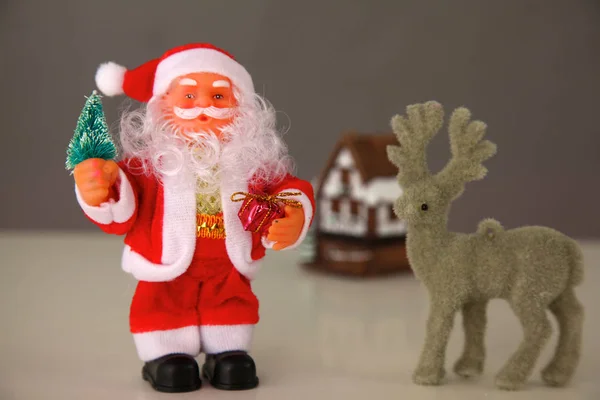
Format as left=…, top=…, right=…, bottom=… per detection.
left=421, top=203, right=428, bottom=211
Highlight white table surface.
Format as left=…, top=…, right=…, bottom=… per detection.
left=1, top=232, right=599, bottom=400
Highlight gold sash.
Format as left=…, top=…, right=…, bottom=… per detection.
left=196, top=213, right=226, bottom=239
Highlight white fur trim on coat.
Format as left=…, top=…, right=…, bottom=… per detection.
left=95, top=62, right=126, bottom=97
left=121, top=174, right=197, bottom=282
left=75, top=168, right=136, bottom=225
left=133, top=326, right=200, bottom=362
left=121, top=174, right=263, bottom=282
left=261, top=188, right=313, bottom=250
left=221, top=178, right=262, bottom=280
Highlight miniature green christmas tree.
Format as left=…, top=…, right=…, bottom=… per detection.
left=65, top=90, right=117, bottom=171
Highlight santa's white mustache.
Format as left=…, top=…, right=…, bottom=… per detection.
left=173, top=106, right=235, bottom=120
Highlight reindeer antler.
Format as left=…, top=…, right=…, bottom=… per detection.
left=386, top=101, right=445, bottom=186
left=435, top=106, right=497, bottom=197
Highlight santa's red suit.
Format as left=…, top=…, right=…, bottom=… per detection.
left=76, top=43, right=316, bottom=368
left=76, top=159, right=314, bottom=361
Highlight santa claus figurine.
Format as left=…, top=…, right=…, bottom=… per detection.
left=72, top=43, right=315, bottom=393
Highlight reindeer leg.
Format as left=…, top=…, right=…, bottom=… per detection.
left=541, top=287, right=584, bottom=387
left=413, top=301, right=456, bottom=386
left=454, top=301, right=487, bottom=378
left=495, top=296, right=552, bottom=390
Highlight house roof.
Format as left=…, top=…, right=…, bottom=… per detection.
left=316, top=132, right=399, bottom=196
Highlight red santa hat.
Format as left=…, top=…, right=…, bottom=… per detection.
left=94, top=43, right=255, bottom=103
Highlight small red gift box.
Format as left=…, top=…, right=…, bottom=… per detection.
left=230, top=191, right=303, bottom=235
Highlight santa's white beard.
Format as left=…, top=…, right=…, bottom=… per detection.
left=117, top=95, right=294, bottom=194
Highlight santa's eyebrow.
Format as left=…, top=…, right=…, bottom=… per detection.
left=212, top=80, right=230, bottom=88
left=179, top=78, right=197, bottom=86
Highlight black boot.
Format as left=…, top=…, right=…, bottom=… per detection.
left=142, top=353, right=202, bottom=393
left=202, top=351, right=259, bottom=390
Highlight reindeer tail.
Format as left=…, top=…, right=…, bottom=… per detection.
left=477, top=218, right=504, bottom=239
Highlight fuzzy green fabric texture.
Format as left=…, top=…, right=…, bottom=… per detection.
left=386, top=101, right=584, bottom=391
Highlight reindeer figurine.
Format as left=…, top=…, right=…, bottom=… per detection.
left=386, top=101, right=584, bottom=390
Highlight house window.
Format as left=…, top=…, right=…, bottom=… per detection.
left=340, top=169, right=351, bottom=197
left=388, top=205, right=396, bottom=220
left=331, top=198, right=340, bottom=213
left=340, top=169, right=350, bottom=184
left=350, top=200, right=359, bottom=215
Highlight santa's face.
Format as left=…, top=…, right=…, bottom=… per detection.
left=161, top=72, right=239, bottom=137
left=119, top=72, right=292, bottom=189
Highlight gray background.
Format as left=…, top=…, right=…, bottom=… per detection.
left=1, top=0, right=598, bottom=238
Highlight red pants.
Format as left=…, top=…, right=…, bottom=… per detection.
left=129, top=237, right=260, bottom=333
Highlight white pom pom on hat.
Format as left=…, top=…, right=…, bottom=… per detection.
left=93, top=43, right=255, bottom=103
left=95, top=62, right=126, bottom=97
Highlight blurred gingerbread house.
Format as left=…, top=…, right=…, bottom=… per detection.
left=300, top=132, right=411, bottom=276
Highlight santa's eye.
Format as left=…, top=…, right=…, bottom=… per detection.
left=185, top=93, right=195, bottom=99
left=213, top=94, right=224, bottom=100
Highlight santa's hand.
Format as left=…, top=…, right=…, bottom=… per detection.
left=267, top=205, right=305, bottom=250
left=74, top=158, right=119, bottom=207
